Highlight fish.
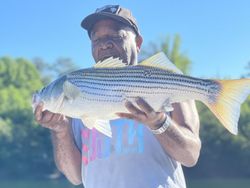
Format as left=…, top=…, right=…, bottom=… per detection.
left=32, top=52, right=250, bottom=137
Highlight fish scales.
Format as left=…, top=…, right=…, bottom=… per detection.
left=66, top=66, right=215, bottom=107
left=69, top=68, right=211, bottom=90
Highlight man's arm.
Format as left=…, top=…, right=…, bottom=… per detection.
left=154, top=101, right=201, bottom=167
left=34, top=103, right=82, bottom=185
left=117, top=98, right=201, bottom=167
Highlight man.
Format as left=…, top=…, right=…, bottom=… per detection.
left=34, top=5, right=201, bottom=188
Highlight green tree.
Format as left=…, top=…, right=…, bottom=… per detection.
left=0, top=57, right=56, bottom=179
left=33, top=57, right=78, bottom=85
left=242, top=61, right=250, bottom=78
left=185, top=100, right=250, bottom=178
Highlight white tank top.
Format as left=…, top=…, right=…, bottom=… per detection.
left=72, top=118, right=186, bottom=188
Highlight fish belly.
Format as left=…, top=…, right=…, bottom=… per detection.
left=74, top=88, right=174, bottom=120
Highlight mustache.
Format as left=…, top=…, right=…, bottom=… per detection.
left=98, top=51, right=120, bottom=61
left=97, top=50, right=128, bottom=64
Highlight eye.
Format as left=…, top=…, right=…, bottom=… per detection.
left=92, top=38, right=100, bottom=44
left=64, top=95, right=73, bottom=104
left=64, top=95, right=69, bottom=100
left=112, top=35, right=123, bottom=41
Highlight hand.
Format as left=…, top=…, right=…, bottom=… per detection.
left=34, top=102, right=70, bottom=134
left=116, top=97, right=166, bottom=129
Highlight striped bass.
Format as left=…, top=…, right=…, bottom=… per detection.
left=32, top=52, right=250, bottom=137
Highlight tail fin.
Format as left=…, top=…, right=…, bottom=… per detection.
left=206, top=79, right=250, bottom=135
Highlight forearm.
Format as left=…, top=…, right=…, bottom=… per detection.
left=51, top=126, right=82, bottom=185
left=154, top=121, right=201, bottom=167
left=117, top=98, right=201, bottom=166
left=154, top=101, right=201, bottom=167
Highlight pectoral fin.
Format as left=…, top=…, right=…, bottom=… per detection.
left=95, top=120, right=112, bottom=137
left=81, top=117, right=112, bottom=137
left=81, top=117, right=94, bottom=130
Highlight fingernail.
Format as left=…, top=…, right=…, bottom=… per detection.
left=36, top=115, right=41, bottom=121
left=38, top=102, right=44, bottom=107
left=125, top=101, right=133, bottom=107
left=136, top=97, right=143, bottom=103
left=116, top=113, right=122, bottom=117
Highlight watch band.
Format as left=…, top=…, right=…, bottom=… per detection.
left=150, top=115, right=172, bottom=135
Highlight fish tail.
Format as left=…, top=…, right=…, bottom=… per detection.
left=205, top=79, right=250, bottom=135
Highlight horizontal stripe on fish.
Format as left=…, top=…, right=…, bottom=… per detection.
left=68, top=77, right=216, bottom=95
left=68, top=85, right=208, bottom=104
left=69, top=68, right=211, bottom=85
left=70, top=79, right=208, bottom=93
left=66, top=80, right=215, bottom=105
left=69, top=70, right=216, bottom=87
left=72, top=75, right=211, bottom=87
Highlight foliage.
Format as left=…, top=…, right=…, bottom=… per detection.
left=242, top=61, right=250, bottom=78
left=33, top=57, right=78, bottom=85
left=0, top=57, right=55, bottom=178
left=184, top=101, right=250, bottom=178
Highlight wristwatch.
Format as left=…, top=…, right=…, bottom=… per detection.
left=150, top=115, right=172, bottom=135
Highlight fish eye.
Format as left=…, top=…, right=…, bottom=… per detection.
left=64, top=95, right=72, bottom=101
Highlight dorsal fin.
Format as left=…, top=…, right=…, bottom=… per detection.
left=94, top=57, right=126, bottom=68
left=139, top=52, right=183, bottom=74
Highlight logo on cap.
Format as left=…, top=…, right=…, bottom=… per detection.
left=110, top=7, right=117, bottom=13
left=96, top=5, right=119, bottom=14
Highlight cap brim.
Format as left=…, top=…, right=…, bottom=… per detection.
left=81, top=12, right=135, bottom=35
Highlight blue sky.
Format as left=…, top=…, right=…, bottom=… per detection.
left=1, top=0, right=250, bottom=78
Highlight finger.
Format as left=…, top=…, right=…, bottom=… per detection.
left=45, top=113, right=64, bottom=129
left=116, top=112, right=137, bottom=120
left=34, top=103, right=44, bottom=121
left=125, top=100, right=146, bottom=116
left=53, top=113, right=65, bottom=122
left=40, top=110, right=54, bottom=124
left=136, top=97, right=155, bottom=115
left=41, top=113, right=67, bottom=130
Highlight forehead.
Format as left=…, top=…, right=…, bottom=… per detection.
left=91, top=19, right=124, bottom=37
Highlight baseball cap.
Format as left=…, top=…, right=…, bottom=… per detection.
left=81, top=5, right=142, bottom=38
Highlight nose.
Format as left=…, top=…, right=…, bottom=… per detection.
left=99, top=39, right=113, bottom=50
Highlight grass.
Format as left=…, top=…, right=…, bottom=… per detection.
left=0, top=178, right=250, bottom=188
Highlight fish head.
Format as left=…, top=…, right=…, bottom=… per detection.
left=32, top=76, right=67, bottom=113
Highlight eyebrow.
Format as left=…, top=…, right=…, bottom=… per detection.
left=90, top=22, right=127, bottom=38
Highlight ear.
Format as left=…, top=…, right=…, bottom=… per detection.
left=136, top=35, right=143, bottom=52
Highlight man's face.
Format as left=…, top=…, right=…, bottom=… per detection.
left=90, top=19, right=141, bottom=65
